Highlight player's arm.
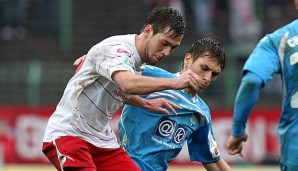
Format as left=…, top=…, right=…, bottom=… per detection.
left=73, top=55, right=199, bottom=94
left=112, top=69, right=199, bottom=95
left=202, top=158, right=231, bottom=171
left=124, top=95, right=181, bottom=115
left=73, top=55, right=182, bottom=114
left=226, top=71, right=263, bottom=156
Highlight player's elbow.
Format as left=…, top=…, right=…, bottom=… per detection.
left=242, top=72, right=263, bottom=88
left=113, top=71, right=139, bottom=94
left=118, top=82, right=137, bottom=95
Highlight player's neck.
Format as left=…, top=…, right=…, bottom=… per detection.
left=184, top=87, right=196, bottom=97
left=135, top=34, right=146, bottom=63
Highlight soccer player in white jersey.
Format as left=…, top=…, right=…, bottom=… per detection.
left=226, top=0, right=298, bottom=170
left=119, top=36, right=231, bottom=171
left=42, top=6, right=200, bottom=171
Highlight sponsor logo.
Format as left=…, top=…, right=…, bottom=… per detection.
left=155, top=118, right=176, bottom=140
left=287, top=34, right=298, bottom=48
left=173, top=125, right=187, bottom=146
left=189, top=114, right=198, bottom=127
left=290, top=52, right=298, bottom=65
left=123, top=59, right=132, bottom=67
left=154, top=117, right=188, bottom=146
left=214, top=147, right=219, bottom=156
left=117, top=48, right=132, bottom=57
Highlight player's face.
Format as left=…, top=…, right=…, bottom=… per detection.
left=187, top=53, right=222, bottom=92
left=144, top=27, right=183, bottom=65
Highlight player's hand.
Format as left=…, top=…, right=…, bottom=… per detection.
left=73, top=55, right=86, bottom=66
left=73, top=55, right=86, bottom=74
left=143, top=98, right=181, bottom=115
left=175, top=70, right=199, bottom=90
left=226, top=134, right=248, bottom=157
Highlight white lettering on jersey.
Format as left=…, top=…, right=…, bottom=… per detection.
left=154, top=117, right=188, bottom=147
left=287, top=34, right=298, bottom=47
left=290, top=52, right=298, bottom=65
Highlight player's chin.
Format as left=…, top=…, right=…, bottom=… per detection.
left=194, top=86, right=203, bottom=93
left=147, top=60, right=159, bottom=66
left=154, top=56, right=165, bottom=63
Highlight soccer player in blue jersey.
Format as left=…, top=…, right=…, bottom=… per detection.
left=226, top=0, right=298, bottom=170
left=118, top=36, right=231, bottom=171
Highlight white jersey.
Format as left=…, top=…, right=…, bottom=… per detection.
left=43, top=34, right=143, bottom=148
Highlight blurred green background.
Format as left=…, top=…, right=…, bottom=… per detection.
left=0, top=0, right=294, bottom=108
left=0, top=0, right=297, bottom=108
left=0, top=0, right=294, bottom=169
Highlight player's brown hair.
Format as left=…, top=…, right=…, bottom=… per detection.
left=141, top=6, right=185, bottom=38
left=183, top=33, right=226, bottom=70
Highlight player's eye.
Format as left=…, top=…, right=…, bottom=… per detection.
left=212, top=72, right=219, bottom=77
left=201, top=65, right=208, bottom=71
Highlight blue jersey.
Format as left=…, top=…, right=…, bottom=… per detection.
left=118, top=66, right=220, bottom=171
left=234, top=19, right=298, bottom=168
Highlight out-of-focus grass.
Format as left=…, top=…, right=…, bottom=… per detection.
left=1, top=164, right=280, bottom=171
left=168, top=165, right=280, bottom=171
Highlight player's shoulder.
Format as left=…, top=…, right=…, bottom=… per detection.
left=265, top=19, right=298, bottom=41
left=274, top=19, right=298, bottom=34
left=94, top=34, right=136, bottom=48
left=104, top=34, right=136, bottom=41
left=285, top=19, right=298, bottom=29
left=142, top=65, right=176, bottom=78
left=88, top=34, right=137, bottom=57
left=144, top=65, right=169, bottom=73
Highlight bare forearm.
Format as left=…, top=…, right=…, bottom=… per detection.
left=124, top=95, right=180, bottom=115
left=124, top=95, right=147, bottom=107
left=113, top=71, right=178, bottom=95
left=113, top=70, right=198, bottom=95
left=120, top=75, right=177, bottom=95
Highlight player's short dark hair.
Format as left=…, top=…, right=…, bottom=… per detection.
left=186, top=33, right=226, bottom=70
left=142, top=6, right=185, bottom=38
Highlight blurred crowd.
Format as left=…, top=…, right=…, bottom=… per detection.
left=145, top=0, right=296, bottom=46
left=145, top=0, right=261, bottom=45
left=0, top=0, right=59, bottom=40
left=0, top=0, right=295, bottom=45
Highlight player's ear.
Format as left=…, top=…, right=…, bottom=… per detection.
left=143, top=24, right=153, bottom=37
left=184, top=53, right=192, bottom=69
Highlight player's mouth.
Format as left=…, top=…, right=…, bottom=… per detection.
left=155, top=55, right=165, bottom=61
left=198, top=83, right=207, bottom=89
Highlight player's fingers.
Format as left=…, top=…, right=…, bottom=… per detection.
left=242, top=134, right=248, bottom=141
left=164, top=103, right=177, bottom=115
left=165, top=100, right=182, bottom=115
left=168, top=101, right=181, bottom=109
left=239, top=151, right=245, bottom=158
left=225, top=140, right=235, bottom=150
left=226, top=141, right=243, bottom=155
left=187, top=75, right=197, bottom=88
left=156, top=107, right=169, bottom=115
left=227, top=148, right=238, bottom=155
left=73, top=55, right=86, bottom=66
left=228, top=147, right=242, bottom=155
left=73, top=58, right=82, bottom=66
left=226, top=144, right=236, bottom=155
left=226, top=144, right=232, bottom=151
left=186, top=70, right=199, bottom=83
left=73, top=59, right=80, bottom=66
left=180, top=70, right=198, bottom=88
